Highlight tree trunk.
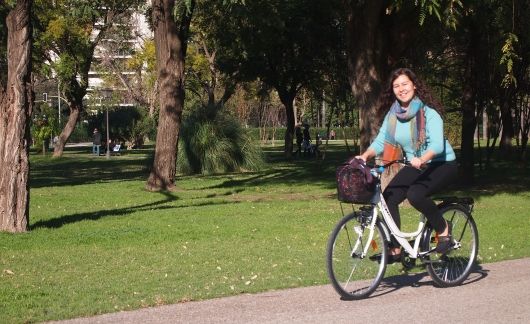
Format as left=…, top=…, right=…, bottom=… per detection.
left=459, top=23, right=479, bottom=185
left=51, top=52, right=91, bottom=157
left=344, top=1, right=387, bottom=151
left=146, top=0, right=189, bottom=191
left=460, top=82, right=476, bottom=184
left=499, top=90, right=515, bottom=156
left=0, top=0, right=32, bottom=233
left=344, top=1, right=422, bottom=152
left=52, top=103, right=80, bottom=157
left=520, top=95, right=530, bottom=161
left=482, top=109, right=488, bottom=140
left=278, top=90, right=296, bottom=158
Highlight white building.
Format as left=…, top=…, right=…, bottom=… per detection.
left=87, top=7, right=153, bottom=108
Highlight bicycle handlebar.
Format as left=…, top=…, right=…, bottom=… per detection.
left=367, top=159, right=410, bottom=174
left=379, top=159, right=410, bottom=168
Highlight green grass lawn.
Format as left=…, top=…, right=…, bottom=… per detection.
left=0, top=142, right=529, bottom=323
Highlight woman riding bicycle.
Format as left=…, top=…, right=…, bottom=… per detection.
left=356, top=67, right=458, bottom=262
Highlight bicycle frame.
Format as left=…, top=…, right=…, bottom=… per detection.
left=360, top=174, right=429, bottom=259
left=377, top=192, right=427, bottom=259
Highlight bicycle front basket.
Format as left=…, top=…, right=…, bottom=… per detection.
left=336, top=160, right=375, bottom=204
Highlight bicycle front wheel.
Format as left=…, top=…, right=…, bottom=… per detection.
left=326, top=212, right=387, bottom=299
left=424, top=205, right=479, bottom=287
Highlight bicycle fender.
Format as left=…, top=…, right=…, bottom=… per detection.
left=435, top=196, right=474, bottom=214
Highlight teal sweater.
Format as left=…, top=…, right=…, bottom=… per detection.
left=369, top=106, right=456, bottom=162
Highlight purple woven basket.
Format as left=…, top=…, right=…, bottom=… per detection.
left=336, top=160, right=375, bottom=204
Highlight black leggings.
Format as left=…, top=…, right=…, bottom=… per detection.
left=383, top=161, right=458, bottom=235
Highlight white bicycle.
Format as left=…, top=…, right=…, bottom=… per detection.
left=326, top=159, right=479, bottom=299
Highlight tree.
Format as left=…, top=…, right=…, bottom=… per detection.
left=174, top=23, right=264, bottom=175
left=145, top=0, right=248, bottom=190
left=440, top=0, right=530, bottom=181
left=496, top=0, right=530, bottom=159
left=207, top=0, right=343, bottom=157
left=451, top=1, right=498, bottom=183
left=34, top=0, right=143, bottom=157
left=0, top=0, right=33, bottom=233
left=186, top=38, right=237, bottom=114
left=145, top=0, right=195, bottom=191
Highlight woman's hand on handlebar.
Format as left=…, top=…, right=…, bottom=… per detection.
left=355, top=148, right=376, bottom=163
left=410, top=157, right=423, bottom=169
left=410, top=151, right=435, bottom=169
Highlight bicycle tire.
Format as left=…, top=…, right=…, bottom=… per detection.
left=423, top=204, right=479, bottom=287
left=326, top=211, right=388, bottom=299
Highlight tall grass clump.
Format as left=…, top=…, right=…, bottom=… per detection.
left=177, top=108, right=264, bottom=175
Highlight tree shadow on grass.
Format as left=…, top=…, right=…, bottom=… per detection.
left=30, top=191, right=239, bottom=229
left=199, top=148, right=530, bottom=202
left=30, top=156, right=151, bottom=188
left=195, top=152, right=346, bottom=191
left=29, top=146, right=529, bottom=201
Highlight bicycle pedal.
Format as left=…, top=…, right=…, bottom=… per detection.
left=401, top=256, right=417, bottom=269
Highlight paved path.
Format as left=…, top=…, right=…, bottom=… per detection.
left=53, top=258, right=530, bottom=324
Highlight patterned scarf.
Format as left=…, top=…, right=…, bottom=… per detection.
left=382, top=97, right=426, bottom=164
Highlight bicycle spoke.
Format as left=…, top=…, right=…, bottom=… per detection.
left=327, top=212, right=387, bottom=299
left=344, top=263, right=358, bottom=291
left=424, top=205, right=478, bottom=287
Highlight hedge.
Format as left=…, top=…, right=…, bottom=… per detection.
left=244, top=127, right=359, bottom=141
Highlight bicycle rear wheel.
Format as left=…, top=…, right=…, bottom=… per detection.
left=326, top=211, right=387, bottom=299
left=424, top=204, right=479, bottom=287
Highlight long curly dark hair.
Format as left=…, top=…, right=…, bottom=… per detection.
left=376, top=68, right=444, bottom=122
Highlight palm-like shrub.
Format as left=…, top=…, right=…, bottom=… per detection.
left=177, top=109, right=263, bottom=175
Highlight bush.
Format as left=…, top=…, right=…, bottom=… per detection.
left=31, top=104, right=59, bottom=151
left=31, top=117, right=53, bottom=152
left=445, top=111, right=462, bottom=147
left=177, top=109, right=264, bottom=175
left=68, top=123, right=91, bottom=142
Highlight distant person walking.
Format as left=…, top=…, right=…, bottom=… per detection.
left=302, top=124, right=311, bottom=155
left=92, top=128, right=102, bottom=156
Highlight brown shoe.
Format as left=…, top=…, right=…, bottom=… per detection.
left=435, top=221, right=453, bottom=254
left=387, top=253, right=402, bottom=264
